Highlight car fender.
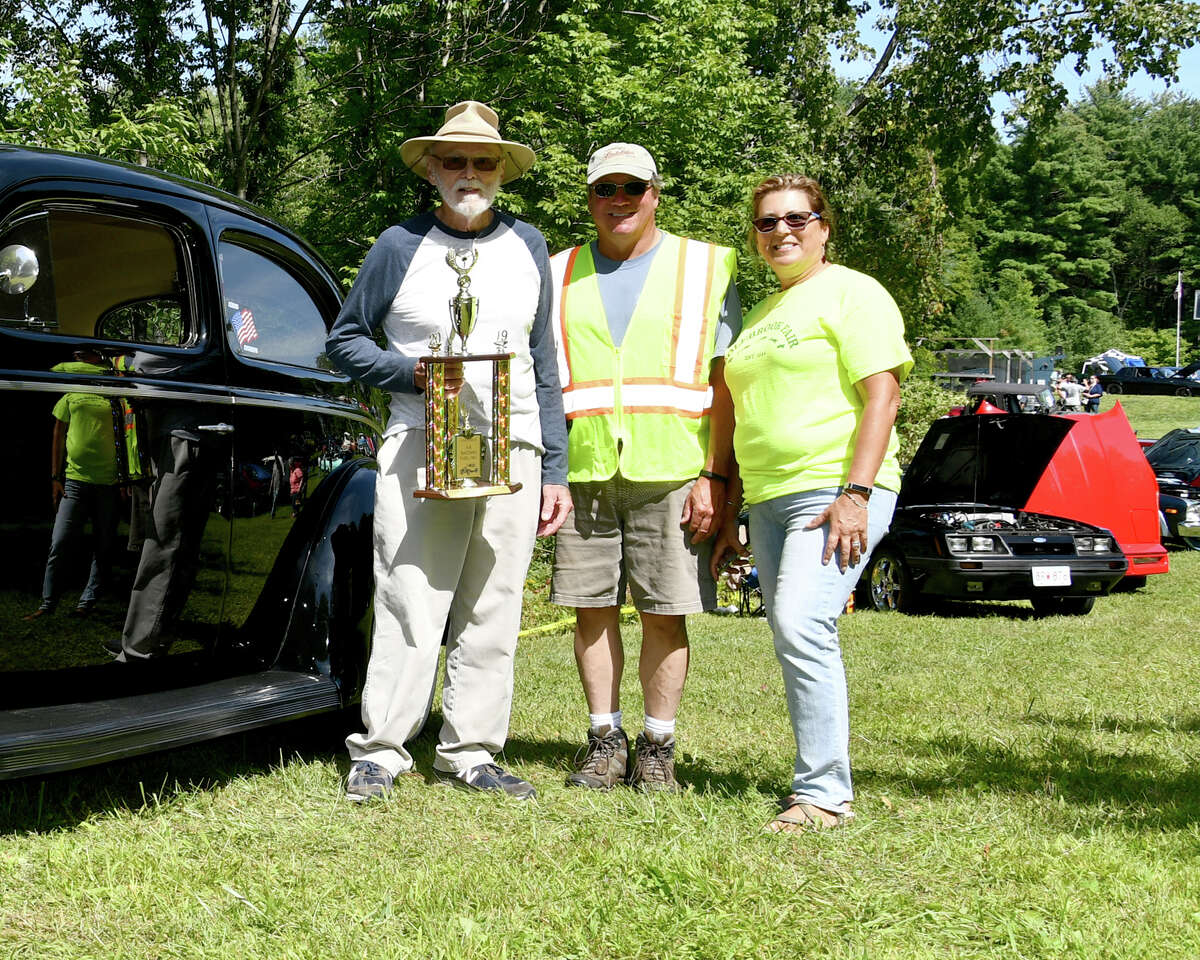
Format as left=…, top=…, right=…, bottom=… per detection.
left=238, top=457, right=376, bottom=704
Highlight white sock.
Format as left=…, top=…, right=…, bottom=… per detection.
left=643, top=714, right=675, bottom=743
left=589, top=710, right=622, bottom=733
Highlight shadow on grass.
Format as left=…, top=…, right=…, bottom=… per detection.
left=912, top=600, right=1039, bottom=620
left=1023, top=711, right=1200, bottom=734
left=0, top=709, right=367, bottom=836
left=858, top=730, right=1200, bottom=830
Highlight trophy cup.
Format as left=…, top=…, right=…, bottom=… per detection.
left=413, top=247, right=522, bottom=500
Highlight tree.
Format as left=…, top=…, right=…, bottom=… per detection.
left=2, top=46, right=210, bottom=181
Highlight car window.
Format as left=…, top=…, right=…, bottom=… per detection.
left=0, top=206, right=192, bottom=345
left=217, top=239, right=328, bottom=369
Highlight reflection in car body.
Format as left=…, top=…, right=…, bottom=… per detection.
left=0, top=145, right=380, bottom=779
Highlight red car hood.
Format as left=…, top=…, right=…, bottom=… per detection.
left=1024, top=405, right=1167, bottom=574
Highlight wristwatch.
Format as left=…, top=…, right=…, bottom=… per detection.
left=843, top=482, right=873, bottom=501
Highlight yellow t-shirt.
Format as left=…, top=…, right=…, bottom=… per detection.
left=724, top=264, right=913, bottom=504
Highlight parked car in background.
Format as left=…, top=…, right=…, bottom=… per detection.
left=1144, top=427, right=1200, bottom=550
left=946, top=387, right=1165, bottom=585
left=856, top=413, right=1129, bottom=616
left=0, top=145, right=381, bottom=780
left=1098, top=363, right=1200, bottom=396
left=960, top=381, right=1057, bottom=415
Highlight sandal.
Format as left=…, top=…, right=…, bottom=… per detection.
left=765, top=795, right=854, bottom=834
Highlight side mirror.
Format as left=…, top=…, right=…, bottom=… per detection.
left=0, top=244, right=39, bottom=295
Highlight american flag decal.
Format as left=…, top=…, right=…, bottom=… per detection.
left=231, top=307, right=259, bottom=346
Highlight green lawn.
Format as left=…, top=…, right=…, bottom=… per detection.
left=1101, top=394, right=1200, bottom=441
left=3, top=550, right=1199, bottom=958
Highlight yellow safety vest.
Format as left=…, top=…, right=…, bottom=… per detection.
left=550, top=232, right=736, bottom=483
left=113, top=355, right=146, bottom=482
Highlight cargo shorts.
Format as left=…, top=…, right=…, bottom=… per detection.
left=550, top=473, right=716, bottom=615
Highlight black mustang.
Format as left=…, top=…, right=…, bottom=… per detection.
left=856, top=414, right=1129, bottom=616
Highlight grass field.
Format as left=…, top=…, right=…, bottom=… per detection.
left=1100, top=394, right=1200, bottom=441
left=2, top=394, right=1198, bottom=959
left=3, top=547, right=1198, bottom=958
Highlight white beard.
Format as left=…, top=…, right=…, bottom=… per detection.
left=439, top=178, right=498, bottom=219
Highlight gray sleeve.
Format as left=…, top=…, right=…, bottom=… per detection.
left=511, top=217, right=568, bottom=485
left=325, top=222, right=428, bottom=394
left=712, top=282, right=743, bottom=359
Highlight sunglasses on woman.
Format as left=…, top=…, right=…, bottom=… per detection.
left=590, top=181, right=651, bottom=199
left=752, top=211, right=822, bottom=233
left=436, top=155, right=502, bottom=172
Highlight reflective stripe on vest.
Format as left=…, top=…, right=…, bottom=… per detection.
left=551, top=235, right=725, bottom=417
left=549, top=232, right=735, bottom=482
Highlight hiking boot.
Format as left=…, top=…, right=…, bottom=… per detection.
left=438, top=762, right=536, bottom=800
left=565, top=725, right=629, bottom=790
left=629, top=732, right=681, bottom=793
left=345, top=760, right=394, bottom=802
left=22, top=603, right=54, bottom=622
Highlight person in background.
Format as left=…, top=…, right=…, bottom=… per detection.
left=289, top=459, right=305, bottom=518
left=1084, top=375, right=1104, bottom=414
left=1060, top=374, right=1084, bottom=412
left=712, top=174, right=912, bottom=832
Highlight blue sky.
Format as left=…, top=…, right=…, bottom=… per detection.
left=1060, top=43, right=1200, bottom=101
left=835, top=16, right=1200, bottom=122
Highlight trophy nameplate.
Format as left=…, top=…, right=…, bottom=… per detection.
left=413, top=249, right=522, bottom=500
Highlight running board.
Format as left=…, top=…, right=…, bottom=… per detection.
left=0, top=670, right=341, bottom=779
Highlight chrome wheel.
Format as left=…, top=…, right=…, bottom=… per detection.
left=867, top=549, right=910, bottom=612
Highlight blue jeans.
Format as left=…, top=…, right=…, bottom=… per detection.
left=40, top=479, right=120, bottom=610
left=749, top=486, right=897, bottom=810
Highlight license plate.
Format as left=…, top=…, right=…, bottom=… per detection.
left=1032, top=566, right=1071, bottom=587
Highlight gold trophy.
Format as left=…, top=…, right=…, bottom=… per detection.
left=413, top=247, right=522, bottom=500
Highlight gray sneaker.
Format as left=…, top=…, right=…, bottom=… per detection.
left=629, top=732, right=681, bottom=793
left=566, top=725, right=629, bottom=790
left=346, top=760, right=393, bottom=802
left=438, top=762, right=536, bottom=800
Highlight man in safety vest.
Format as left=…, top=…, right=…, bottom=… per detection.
left=549, top=143, right=741, bottom=792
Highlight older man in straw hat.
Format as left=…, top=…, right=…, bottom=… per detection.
left=326, top=100, right=572, bottom=802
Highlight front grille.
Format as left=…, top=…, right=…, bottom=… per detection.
left=1007, top=539, right=1073, bottom=556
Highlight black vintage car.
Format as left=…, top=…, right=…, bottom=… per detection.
left=1098, top=363, right=1200, bottom=396
left=855, top=414, right=1129, bottom=616
left=0, top=145, right=380, bottom=779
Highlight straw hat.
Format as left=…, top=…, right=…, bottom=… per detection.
left=400, top=101, right=535, bottom=184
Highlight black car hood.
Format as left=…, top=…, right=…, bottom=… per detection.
left=900, top=414, right=1074, bottom=509
left=1145, top=427, right=1200, bottom=478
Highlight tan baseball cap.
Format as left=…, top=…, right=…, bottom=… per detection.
left=586, top=143, right=658, bottom=184
left=400, top=100, right=535, bottom=184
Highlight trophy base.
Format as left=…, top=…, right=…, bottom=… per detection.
left=412, top=482, right=523, bottom=501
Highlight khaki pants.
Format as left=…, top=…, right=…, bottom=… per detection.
left=345, top=430, right=541, bottom=775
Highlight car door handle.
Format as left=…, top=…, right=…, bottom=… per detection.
left=197, top=422, right=235, bottom=434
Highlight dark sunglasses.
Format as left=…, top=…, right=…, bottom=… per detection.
left=590, top=180, right=651, bottom=199
left=436, top=155, right=501, bottom=172
left=752, top=211, right=822, bottom=233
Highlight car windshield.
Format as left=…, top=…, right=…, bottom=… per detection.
left=1146, top=429, right=1200, bottom=469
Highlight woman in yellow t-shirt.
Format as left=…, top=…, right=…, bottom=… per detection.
left=712, top=174, right=913, bottom=834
